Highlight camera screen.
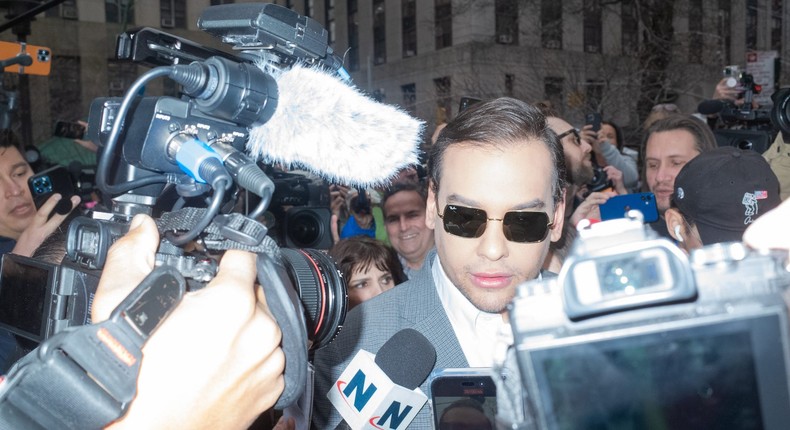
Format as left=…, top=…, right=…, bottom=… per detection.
left=529, top=314, right=789, bottom=430
left=0, top=255, right=52, bottom=340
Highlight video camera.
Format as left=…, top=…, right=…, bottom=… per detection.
left=494, top=212, right=790, bottom=429
left=700, top=71, right=790, bottom=154
left=0, top=2, right=349, bottom=418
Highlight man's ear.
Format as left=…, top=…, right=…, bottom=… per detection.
left=664, top=208, right=686, bottom=242
left=549, top=190, right=567, bottom=242
left=425, top=182, right=437, bottom=230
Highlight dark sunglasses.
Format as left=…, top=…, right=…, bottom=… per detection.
left=557, top=128, right=582, bottom=146
left=436, top=204, right=554, bottom=243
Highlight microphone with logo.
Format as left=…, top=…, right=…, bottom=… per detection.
left=328, top=328, right=437, bottom=429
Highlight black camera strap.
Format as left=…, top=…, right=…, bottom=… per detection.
left=0, top=266, right=185, bottom=430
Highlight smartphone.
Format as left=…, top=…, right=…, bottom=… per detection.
left=599, top=192, right=659, bottom=223
left=28, top=165, right=76, bottom=216
left=459, top=96, right=482, bottom=113
left=585, top=112, right=602, bottom=132
left=431, top=369, right=497, bottom=430
left=0, top=40, right=51, bottom=76
left=53, top=120, right=86, bottom=139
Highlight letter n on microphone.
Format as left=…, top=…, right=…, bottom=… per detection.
left=328, top=350, right=428, bottom=429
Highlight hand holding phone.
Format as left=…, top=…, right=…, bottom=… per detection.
left=585, top=112, right=602, bottom=132
left=28, top=165, right=76, bottom=216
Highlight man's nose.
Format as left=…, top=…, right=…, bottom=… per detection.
left=476, top=219, right=509, bottom=261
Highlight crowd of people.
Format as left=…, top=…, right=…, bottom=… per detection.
left=0, top=85, right=788, bottom=428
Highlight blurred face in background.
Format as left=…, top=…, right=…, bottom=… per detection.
left=599, top=123, right=617, bottom=147
left=0, top=146, right=35, bottom=240
left=384, top=190, right=434, bottom=269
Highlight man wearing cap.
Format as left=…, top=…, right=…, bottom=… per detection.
left=664, top=146, right=781, bottom=252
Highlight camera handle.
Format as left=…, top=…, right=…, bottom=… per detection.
left=0, top=266, right=186, bottom=430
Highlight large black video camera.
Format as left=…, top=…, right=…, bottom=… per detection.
left=0, top=2, right=349, bottom=416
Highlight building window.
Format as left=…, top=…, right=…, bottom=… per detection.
left=544, top=76, right=564, bottom=115
left=49, top=56, right=82, bottom=124
left=373, top=0, right=386, bottom=65
left=105, top=0, right=134, bottom=24
left=434, top=76, right=452, bottom=123
left=401, top=83, right=416, bottom=115
left=107, top=60, right=138, bottom=97
left=771, top=0, right=782, bottom=52
left=326, top=0, right=335, bottom=46
left=495, top=0, right=518, bottom=45
left=402, top=0, right=417, bottom=57
left=621, top=0, right=637, bottom=55
left=160, top=0, right=186, bottom=29
left=210, top=0, right=234, bottom=5
left=583, top=0, right=601, bottom=53
left=505, top=74, right=514, bottom=97
left=688, top=0, right=703, bottom=63
left=305, top=0, right=314, bottom=17
left=435, top=0, right=452, bottom=50
left=286, top=0, right=294, bottom=9
left=585, top=79, right=604, bottom=112
left=348, top=0, right=359, bottom=71
left=541, top=0, right=562, bottom=50
left=718, top=0, right=731, bottom=64
left=746, top=0, right=757, bottom=50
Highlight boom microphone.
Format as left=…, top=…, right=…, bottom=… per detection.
left=328, top=328, right=436, bottom=429
left=247, top=63, right=424, bottom=187
left=698, top=99, right=727, bottom=116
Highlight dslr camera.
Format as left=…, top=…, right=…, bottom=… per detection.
left=495, top=212, right=790, bottom=429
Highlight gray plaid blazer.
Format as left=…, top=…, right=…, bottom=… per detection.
left=311, top=250, right=468, bottom=429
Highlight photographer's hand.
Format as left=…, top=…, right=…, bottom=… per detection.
left=93, top=215, right=285, bottom=430
left=570, top=191, right=616, bottom=227
left=12, top=193, right=80, bottom=257
left=603, top=166, right=628, bottom=195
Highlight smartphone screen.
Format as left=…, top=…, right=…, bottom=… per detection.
left=431, top=374, right=497, bottom=430
left=599, top=192, right=659, bottom=223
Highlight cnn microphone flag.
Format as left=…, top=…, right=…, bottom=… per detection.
left=327, top=350, right=428, bottom=430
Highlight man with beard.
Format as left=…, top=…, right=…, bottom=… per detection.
left=312, top=98, right=567, bottom=429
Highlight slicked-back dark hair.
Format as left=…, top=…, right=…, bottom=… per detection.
left=428, top=97, right=566, bottom=205
left=0, top=129, right=23, bottom=153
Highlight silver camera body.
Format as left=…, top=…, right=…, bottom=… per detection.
left=496, top=213, right=790, bottom=430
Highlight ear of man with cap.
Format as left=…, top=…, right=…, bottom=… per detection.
left=665, top=146, right=781, bottom=251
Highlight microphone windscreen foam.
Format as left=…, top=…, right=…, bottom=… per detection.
left=375, top=328, right=437, bottom=390
left=247, top=63, right=424, bottom=187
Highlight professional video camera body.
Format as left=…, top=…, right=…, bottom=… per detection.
left=702, top=71, right=790, bottom=154
left=0, top=4, right=354, bottom=427
left=494, top=213, right=790, bottom=429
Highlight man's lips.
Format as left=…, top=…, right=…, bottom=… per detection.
left=470, top=273, right=513, bottom=289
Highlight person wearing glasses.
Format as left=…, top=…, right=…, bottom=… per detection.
left=312, top=98, right=567, bottom=429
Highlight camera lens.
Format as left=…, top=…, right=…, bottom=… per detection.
left=771, top=87, right=790, bottom=135
left=287, top=211, right=322, bottom=248
left=280, top=248, right=347, bottom=350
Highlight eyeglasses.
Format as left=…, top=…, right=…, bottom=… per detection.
left=436, top=204, right=554, bottom=243
left=557, top=128, right=582, bottom=146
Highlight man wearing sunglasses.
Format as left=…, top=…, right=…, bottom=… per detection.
left=312, top=98, right=567, bottom=429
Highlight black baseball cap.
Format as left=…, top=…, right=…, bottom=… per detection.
left=672, top=146, right=781, bottom=245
